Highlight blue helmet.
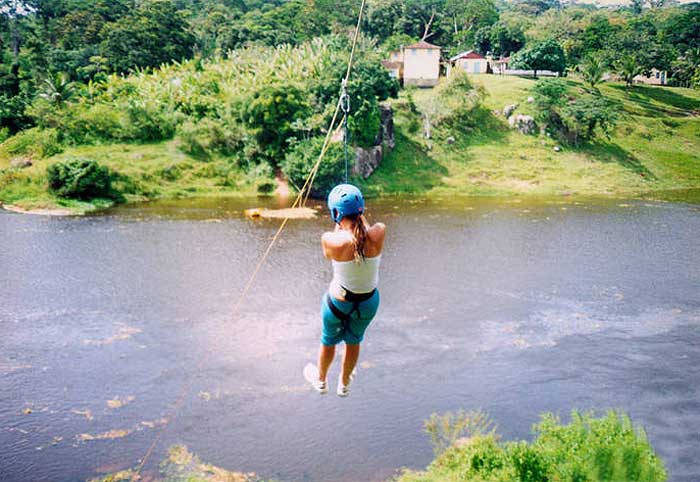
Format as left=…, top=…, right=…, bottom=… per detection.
left=327, top=184, right=365, bottom=223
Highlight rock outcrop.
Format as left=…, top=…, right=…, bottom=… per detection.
left=353, top=104, right=394, bottom=179
left=508, top=114, right=537, bottom=135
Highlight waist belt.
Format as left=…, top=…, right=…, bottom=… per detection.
left=326, top=287, right=376, bottom=340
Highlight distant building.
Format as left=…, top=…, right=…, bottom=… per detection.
left=633, top=68, right=668, bottom=86
left=403, top=40, right=441, bottom=87
left=381, top=41, right=441, bottom=87
left=492, top=56, right=510, bottom=75
left=448, top=50, right=488, bottom=75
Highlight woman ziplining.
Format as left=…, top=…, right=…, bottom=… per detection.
left=304, top=184, right=386, bottom=397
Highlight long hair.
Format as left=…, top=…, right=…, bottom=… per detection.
left=346, top=213, right=368, bottom=262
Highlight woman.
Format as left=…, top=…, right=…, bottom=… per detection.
left=304, top=184, right=386, bottom=397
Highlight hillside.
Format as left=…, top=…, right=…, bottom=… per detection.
left=359, top=76, right=700, bottom=198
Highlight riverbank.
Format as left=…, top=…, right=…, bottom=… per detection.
left=1, top=77, right=699, bottom=215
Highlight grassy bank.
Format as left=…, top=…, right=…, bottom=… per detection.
left=0, top=140, right=263, bottom=214
left=2, top=76, right=699, bottom=214
left=360, top=76, right=700, bottom=198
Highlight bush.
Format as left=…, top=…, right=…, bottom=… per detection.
left=1, top=128, right=63, bottom=158
left=46, top=158, right=115, bottom=200
left=176, top=118, right=243, bottom=159
left=281, top=137, right=349, bottom=198
left=398, top=410, right=667, bottom=482
left=63, top=104, right=128, bottom=144
left=531, top=79, right=618, bottom=145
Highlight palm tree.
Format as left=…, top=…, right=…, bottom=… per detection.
left=615, top=55, right=642, bottom=89
left=581, top=55, right=606, bottom=89
left=39, top=72, right=76, bottom=106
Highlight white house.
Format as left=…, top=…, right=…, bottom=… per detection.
left=401, top=41, right=441, bottom=87
left=633, top=68, right=668, bottom=86
left=449, top=50, right=488, bottom=75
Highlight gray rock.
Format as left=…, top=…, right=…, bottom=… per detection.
left=447, top=136, right=456, bottom=145
left=354, top=146, right=384, bottom=179
left=378, top=104, right=395, bottom=149
left=10, top=157, right=32, bottom=169
left=553, top=146, right=562, bottom=152
left=508, top=114, right=537, bottom=135
left=527, top=96, right=535, bottom=103
left=503, top=103, right=519, bottom=118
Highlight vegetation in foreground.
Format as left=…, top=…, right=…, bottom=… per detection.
left=397, top=410, right=667, bottom=482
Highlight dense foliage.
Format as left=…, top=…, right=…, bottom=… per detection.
left=532, top=78, right=618, bottom=145
left=401, top=410, right=667, bottom=482
left=46, top=158, right=115, bottom=200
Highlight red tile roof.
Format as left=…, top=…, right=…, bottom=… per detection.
left=404, top=40, right=441, bottom=50
left=450, top=50, right=486, bottom=61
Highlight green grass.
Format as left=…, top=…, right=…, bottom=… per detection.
left=371, top=76, right=700, bottom=198
left=0, top=140, right=260, bottom=213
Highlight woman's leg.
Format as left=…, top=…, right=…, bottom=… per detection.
left=318, top=344, right=336, bottom=381
left=341, top=343, right=360, bottom=385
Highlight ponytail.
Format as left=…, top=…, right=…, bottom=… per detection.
left=349, top=214, right=368, bottom=262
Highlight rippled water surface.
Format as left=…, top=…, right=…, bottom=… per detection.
left=1, top=194, right=699, bottom=482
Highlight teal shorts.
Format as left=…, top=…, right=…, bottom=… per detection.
left=320, top=290, right=380, bottom=346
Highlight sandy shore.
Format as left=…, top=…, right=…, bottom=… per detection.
left=1, top=204, right=77, bottom=216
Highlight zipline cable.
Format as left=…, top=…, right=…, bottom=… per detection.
left=130, top=1, right=367, bottom=479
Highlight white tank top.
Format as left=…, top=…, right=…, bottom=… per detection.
left=330, top=255, right=381, bottom=295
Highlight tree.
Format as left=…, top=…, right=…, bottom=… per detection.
left=100, top=1, right=195, bottom=73
left=615, top=55, right=643, bottom=88
left=581, top=54, right=605, bottom=89
left=38, top=71, right=75, bottom=106
left=510, top=38, right=566, bottom=78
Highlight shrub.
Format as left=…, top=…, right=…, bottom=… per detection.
left=533, top=411, right=667, bottom=482
left=176, top=118, right=243, bottom=159
left=242, top=83, right=309, bottom=163
left=400, top=410, right=667, bottom=482
left=46, top=158, right=115, bottom=200
left=1, top=128, right=63, bottom=158
left=424, top=410, right=497, bottom=456
left=531, top=79, right=619, bottom=145
left=63, top=104, right=128, bottom=144
left=281, top=137, right=349, bottom=198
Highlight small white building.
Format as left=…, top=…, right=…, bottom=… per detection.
left=402, top=41, right=441, bottom=87
left=449, top=50, right=488, bottom=75
left=633, top=68, right=668, bottom=86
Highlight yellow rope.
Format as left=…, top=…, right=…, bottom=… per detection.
left=130, top=1, right=367, bottom=478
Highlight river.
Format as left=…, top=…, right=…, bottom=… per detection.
left=1, top=193, right=699, bottom=482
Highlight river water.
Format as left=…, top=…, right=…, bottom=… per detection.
left=1, top=193, right=699, bottom=482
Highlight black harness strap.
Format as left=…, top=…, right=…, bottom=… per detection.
left=326, top=288, right=376, bottom=340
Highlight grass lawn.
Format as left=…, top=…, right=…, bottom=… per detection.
left=369, top=75, right=700, bottom=197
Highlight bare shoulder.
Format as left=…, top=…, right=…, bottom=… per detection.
left=368, top=222, right=386, bottom=242
left=321, top=230, right=352, bottom=259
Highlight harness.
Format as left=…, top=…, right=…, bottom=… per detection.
left=326, top=287, right=377, bottom=340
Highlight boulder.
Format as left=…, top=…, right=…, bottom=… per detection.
left=554, top=146, right=562, bottom=152
left=10, top=157, right=32, bottom=169
left=503, top=103, right=519, bottom=118
left=446, top=136, right=456, bottom=145
left=527, top=96, right=535, bottom=103
left=508, top=114, right=537, bottom=135
left=353, top=145, right=384, bottom=179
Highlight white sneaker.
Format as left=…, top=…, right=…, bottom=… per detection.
left=337, top=369, right=356, bottom=397
left=303, top=363, right=327, bottom=394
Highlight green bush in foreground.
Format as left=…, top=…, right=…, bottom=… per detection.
left=47, top=158, right=116, bottom=200
left=398, top=411, right=666, bottom=482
